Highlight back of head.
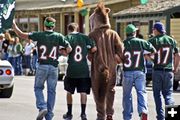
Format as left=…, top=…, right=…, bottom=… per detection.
left=44, top=17, right=56, bottom=30
left=15, top=37, right=20, bottom=43
left=126, top=24, right=138, bottom=37
left=153, top=22, right=166, bottom=34
left=68, top=23, right=79, bottom=32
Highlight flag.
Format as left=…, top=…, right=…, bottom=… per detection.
left=140, top=0, right=148, bottom=5
left=80, top=8, right=88, bottom=16
left=0, top=0, right=15, bottom=33
left=77, top=0, right=84, bottom=8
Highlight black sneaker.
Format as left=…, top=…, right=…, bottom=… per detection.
left=63, top=113, right=73, bottom=120
left=81, top=114, right=87, bottom=120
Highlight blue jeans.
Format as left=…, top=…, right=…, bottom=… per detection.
left=122, top=71, right=148, bottom=120
left=34, top=64, right=58, bottom=120
left=152, top=70, right=174, bottom=120
left=24, top=55, right=33, bottom=71
left=8, top=57, right=15, bottom=69
left=32, top=54, right=38, bottom=72
left=14, top=55, right=23, bottom=75
left=2, top=52, right=8, bottom=60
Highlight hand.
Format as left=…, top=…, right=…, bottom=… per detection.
left=59, top=49, right=68, bottom=56
left=115, top=54, right=121, bottom=64
left=173, top=69, right=178, bottom=73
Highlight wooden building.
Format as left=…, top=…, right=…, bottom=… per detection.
left=15, top=0, right=140, bottom=35
left=113, top=0, right=180, bottom=43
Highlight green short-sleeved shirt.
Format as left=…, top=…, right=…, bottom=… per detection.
left=66, top=32, right=95, bottom=78
left=148, top=34, right=179, bottom=70
left=29, top=31, right=70, bottom=67
left=123, top=37, right=156, bottom=71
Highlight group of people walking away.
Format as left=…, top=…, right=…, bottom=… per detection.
left=11, top=2, right=180, bottom=120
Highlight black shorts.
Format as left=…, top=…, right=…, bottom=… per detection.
left=64, top=77, right=91, bottom=94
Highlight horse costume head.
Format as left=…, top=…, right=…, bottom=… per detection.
left=89, top=2, right=111, bottom=31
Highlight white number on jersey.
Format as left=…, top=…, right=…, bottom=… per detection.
left=49, top=47, right=57, bottom=60
left=157, top=47, right=170, bottom=64
left=74, top=45, right=82, bottom=62
left=39, top=45, right=57, bottom=60
left=124, top=51, right=141, bottom=68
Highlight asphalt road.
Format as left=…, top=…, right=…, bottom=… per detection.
left=0, top=76, right=180, bottom=120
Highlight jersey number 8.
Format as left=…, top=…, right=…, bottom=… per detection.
left=74, top=45, right=82, bottom=62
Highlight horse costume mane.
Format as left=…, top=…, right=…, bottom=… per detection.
left=89, top=2, right=111, bottom=31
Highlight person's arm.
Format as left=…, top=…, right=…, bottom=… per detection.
left=90, top=46, right=97, bottom=53
left=59, top=43, right=72, bottom=56
left=174, top=53, right=180, bottom=73
left=60, top=35, right=72, bottom=55
left=66, top=45, right=72, bottom=54
left=115, top=54, right=122, bottom=64
left=143, top=40, right=156, bottom=61
left=12, top=20, right=29, bottom=40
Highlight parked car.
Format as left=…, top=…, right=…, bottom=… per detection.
left=0, top=60, right=14, bottom=98
left=173, top=64, right=180, bottom=91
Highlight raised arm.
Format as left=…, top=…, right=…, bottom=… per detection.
left=66, top=45, right=72, bottom=54
left=12, top=20, right=29, bottom=40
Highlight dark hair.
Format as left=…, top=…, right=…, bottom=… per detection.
left=126, top=32, right=135, bottom=37
left=68, top=23, right=79, bottom=32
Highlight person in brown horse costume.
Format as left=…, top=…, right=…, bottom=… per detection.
left=88, top=2, right=124, bottom=120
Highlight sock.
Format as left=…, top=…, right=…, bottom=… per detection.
left=67, top=104, right=72, bottom=115
left=81, top=104, right=86, bottom=115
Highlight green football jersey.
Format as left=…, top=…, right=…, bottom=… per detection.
left=148, top=34, right=179, bottom=69
left=123, top=37, right=155, bottom=71
left=66, top=32, right=95, bottom=78
left=29, top=31, right=70, bottom=67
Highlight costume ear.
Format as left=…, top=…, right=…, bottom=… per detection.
left=106, top=8, right=110, bottom=13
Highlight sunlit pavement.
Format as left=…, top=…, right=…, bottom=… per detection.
left=0, top=76, right=180, bottom=120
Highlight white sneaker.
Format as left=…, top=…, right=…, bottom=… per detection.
left=36, top=109, right=48, bottom=120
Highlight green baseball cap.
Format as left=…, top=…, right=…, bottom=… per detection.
left=126, top=24, right=138, bottom=34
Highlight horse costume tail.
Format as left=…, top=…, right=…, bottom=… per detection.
left=99, top=65, right=110, bottom=83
